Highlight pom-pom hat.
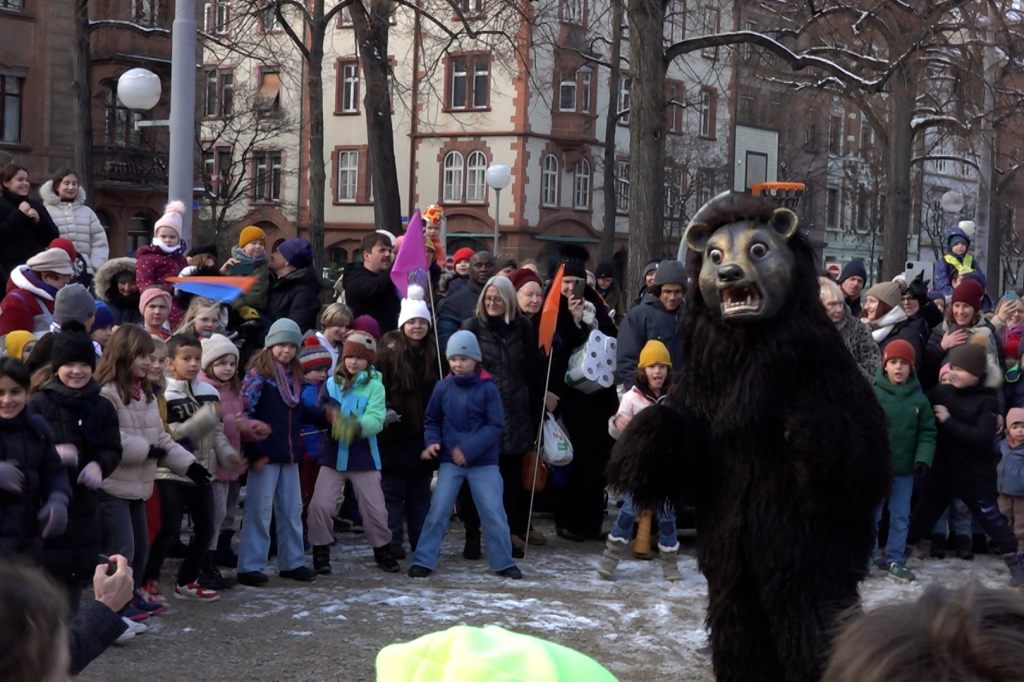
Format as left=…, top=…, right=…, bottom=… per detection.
left=342, top=331, right=377, bottom=365
left=154, top=200, right=186, bottom=239
left=300, top=336, right=332, bottom=372
left=398, top=284, right=431, bottom=329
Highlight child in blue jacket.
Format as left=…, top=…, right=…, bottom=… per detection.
left=408, top=330, right=521, bottom=579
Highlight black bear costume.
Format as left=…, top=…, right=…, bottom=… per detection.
left=608, top=192, right=890, bottom=681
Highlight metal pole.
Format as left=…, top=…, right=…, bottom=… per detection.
left=169, top=0, right=197, bottom=244
left=493, top=188, right=501, bottom=255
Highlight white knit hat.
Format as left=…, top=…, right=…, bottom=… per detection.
left=201, top=333, right=239, bottom=370
left=398, top=284, right=431, bottom=329
left=154, top=200, right=186, bottom=238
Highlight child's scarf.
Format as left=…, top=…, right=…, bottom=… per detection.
left=274, top=362, right=301, bottom=408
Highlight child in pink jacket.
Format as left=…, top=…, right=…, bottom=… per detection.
left=198, top=334, right=270, bottom=568
left=135, top=201, right=189, bottom=328
left=598, top=340, right=679, bottom=581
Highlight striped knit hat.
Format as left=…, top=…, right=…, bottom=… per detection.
left=299, top=336, right=332, bottom=373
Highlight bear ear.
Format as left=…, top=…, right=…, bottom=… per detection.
left=684, top=222, right=715, bottom=253
left=770, top=208, right=799, bottom=241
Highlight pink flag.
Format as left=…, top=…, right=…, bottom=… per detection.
left=390, top=210, right=428, bottom=297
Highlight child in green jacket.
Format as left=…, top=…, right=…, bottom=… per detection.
left=872, top=339, right=936, bottom=582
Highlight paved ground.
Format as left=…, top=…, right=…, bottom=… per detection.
left=78, top=516, right=1016, bottom=682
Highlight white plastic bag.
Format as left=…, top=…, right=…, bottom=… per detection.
left=541, top=411, right=574, bottom=467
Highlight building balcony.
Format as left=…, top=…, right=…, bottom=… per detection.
left=93, top=145, right=168, bottom=189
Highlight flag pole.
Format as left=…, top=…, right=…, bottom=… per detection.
left=427, top=273, right=444, bottom=378
left=523, top=346, right=555, bottom=561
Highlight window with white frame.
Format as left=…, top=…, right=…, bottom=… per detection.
left=618, top=77, right=630, bottom=125
left=698, top=89, right=713, bottom=137
left=442, top=151, right=465, bottom=202
left=339, top=61, right=359, bottom=113
left=0, top=0, right=25, bottom=9
left=204, top=68, right=233, bottom=117
left=541, top=154, right=559, bottom=207
left=201, top=147, right=232, bottom=198
left=700, top=7, right=720, bottom=58
left=664, top=167, right=683, bottom=218
left=260, top=5, right=279, bottom=31
left=447, top=55, right=490, bottom=110
left=104, top=84, right=140, bottom=147
left=696, top=172, right=713, bottom=207
left=742, top=20, right=756, bottom=59
left=132, top=0, right=160, bottom=26
left=337, top=151, right=359, bottom=201
left=664, top=0, right=686, bottom=43
left=558, top=70, right=576, bottom=111
left=466, top=151, right=487, bottom=202
left=615, top=160, right=629, bottom=212
left=561, top=0, right=583, bottom=24
left=215, top=0, right=230, bottom=33
left=255, top=68, right=281, bottom=114
left=579, top=68, right=592, bottom=112
left=666, top=81, right=683, bottom=133
left=829, top=114, right=843, bottom=155
left=459, top=0, right=483, bottom=13
left=253, top=150, right=282, bottom=202
left=1, top=74, right=23, bottom=143
left=573, top=159, right=591, bottom=209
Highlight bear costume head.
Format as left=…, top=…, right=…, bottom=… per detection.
left=683, top=191, right=803, bottom=324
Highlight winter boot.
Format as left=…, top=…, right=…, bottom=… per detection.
left=659, top=544, right=682, bottom=582
left=215, top=530, right=238, bottom=568
left=596, top=536, right=629, bottom=580
left=1005, top=553, right=1024, bottom=588
left=463, top=528, right=481, bottom=560
left=374, top=545, right=401, bottom=573
left=954, top=534, right=974, bottom=561
left=930, top=533, right=947, bottom=559
left=313, top=545, right=332, bottom=575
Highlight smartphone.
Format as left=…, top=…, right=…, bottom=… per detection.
left=571, top=280, right=585, bottom=300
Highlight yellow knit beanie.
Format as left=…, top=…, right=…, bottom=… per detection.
left=638, top=339, right=671, bottom=369
left=239, top=225, right=266, bottom=247
left=4, top=331, right=36, bottom=361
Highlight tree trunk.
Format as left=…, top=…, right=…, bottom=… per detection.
left=72, top=0, right=94, bottom=201
left=624, top=0, right=666, bottom=302
left=882, top=66, right=914, bottom=280
left=307, top=6, right=327, bottom=275
left=599, top=0, right=624, bottom=264
left=353, top=0, right=402, bottom=234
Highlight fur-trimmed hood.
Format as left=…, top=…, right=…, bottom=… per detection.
left=39, top=180, right=87, bottom=208
left=94, top=257, right=136, bottom=303
left=9, top=264, right=56, bottom=301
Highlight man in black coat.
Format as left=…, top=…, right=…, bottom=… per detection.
left=342, top=232, right=400, bottom=333
left=436, top=251, right=495, bottom=352
left=265, top=238, right=322, bottom=333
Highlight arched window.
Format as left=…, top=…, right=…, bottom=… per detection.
left=573, top=158, right=590, bottom=209
left=466, top=150, right=487, bottom=202
left=442, top=151, right=464, bottom=202
left=541, top=154, right=559, bottom=207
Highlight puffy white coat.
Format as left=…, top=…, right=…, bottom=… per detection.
left=39, top=180, right=109, bottom=273
left=99, top=383, right=195, bottom=501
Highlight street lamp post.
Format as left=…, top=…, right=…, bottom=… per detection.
left=485, top=164, right=511, bottom=255
left=168, top=0, right=197, bottom=244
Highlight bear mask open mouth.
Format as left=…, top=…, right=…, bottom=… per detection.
left=720, top=284, right=763, bottom=317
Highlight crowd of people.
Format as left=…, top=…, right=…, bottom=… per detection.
left=825, top=224, right=1024, bottom=587
left=3, top=158, right=1024, bottom=676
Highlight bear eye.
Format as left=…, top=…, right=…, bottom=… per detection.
left=708, top=248, right=723, bottom=265
left=749, top=243, right=769, bottom=260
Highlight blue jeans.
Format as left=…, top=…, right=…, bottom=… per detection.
left=609, top=494, right=678, bottom=549
left=931, top=498, right=972, bottom=538
left=238, top=463, right=306, bottom=573
left=412, top=463, right=515, bottom=572
left=874, top=474, right=913, bottom=564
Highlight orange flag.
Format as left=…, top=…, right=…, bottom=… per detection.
left=538, top=264, right=564, bottom=354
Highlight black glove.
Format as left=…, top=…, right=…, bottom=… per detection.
left=913, top=462, right=930, bottom=480
left=907, top=272, right=929, bottom=302
left=147, top=445, right=167, bottom=460
left=185, top=463, right=212, bottom=487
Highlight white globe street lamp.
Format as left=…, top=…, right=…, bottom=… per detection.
left=117, top=68, right=162, bottom=111
left=486, top=164, right=512, bottom=254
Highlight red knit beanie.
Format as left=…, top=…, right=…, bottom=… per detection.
left=882, top=339, right=916, bottom=368
left=951, top=278, right=984, bottom=310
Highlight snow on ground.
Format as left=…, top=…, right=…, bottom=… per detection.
left=78, top=517, right=1016, bottom=682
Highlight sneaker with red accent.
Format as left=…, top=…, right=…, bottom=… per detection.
left=173, top=582, right=221, bottom=602
left=141, top=580, right=169, bottom=606
left=130, top=593, right=165, bottom=616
